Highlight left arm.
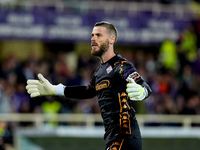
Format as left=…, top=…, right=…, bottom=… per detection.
left=126, top=76, right=152, bottom=101
left=117, top=61, right=152, bottom=101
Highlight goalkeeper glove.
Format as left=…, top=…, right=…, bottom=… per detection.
left=26, top=73, right=65, bottom=98
left=126, top=78, right=147, bottom=101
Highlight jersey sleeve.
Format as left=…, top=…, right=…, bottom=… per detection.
left=64, top=75, right=96, bottom=99
left=117, top=61, right=152, bottom=98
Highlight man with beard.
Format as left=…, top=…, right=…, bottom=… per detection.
left=26, top=21, right=152, bottom=150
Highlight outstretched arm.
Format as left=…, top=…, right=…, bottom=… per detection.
left=26, top=73, right=65, bottom=97
left=64, top=85, right=96, bottom=99
left=26, top=73, right=96, bottom=99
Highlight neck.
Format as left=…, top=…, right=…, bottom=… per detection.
left=100, top=48, right=115, bottom=63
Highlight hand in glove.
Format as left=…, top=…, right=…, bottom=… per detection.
left=126, top=78, right=146, bottom=101
left=26, top=73, right=65, bottom=98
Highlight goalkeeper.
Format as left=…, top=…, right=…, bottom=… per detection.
left=26, top=21, right=152, bottom=150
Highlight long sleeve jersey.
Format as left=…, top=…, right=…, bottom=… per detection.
left=64, top=54, right=152, bottom=145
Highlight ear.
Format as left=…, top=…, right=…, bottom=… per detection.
left=109, top=35, right=115, bottom=44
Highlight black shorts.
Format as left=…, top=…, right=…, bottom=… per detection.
left=105, top=119, right=142, bottom=150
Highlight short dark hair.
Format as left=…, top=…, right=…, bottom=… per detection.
left=94, top=21, right=118, bottom=43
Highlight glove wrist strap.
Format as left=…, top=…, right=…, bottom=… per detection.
left=53, top=84, right=65, bottom=96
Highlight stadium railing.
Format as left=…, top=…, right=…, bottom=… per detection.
left=0, top=113, right=199, bottom=127
left=1, top=113, right=200, bottom=150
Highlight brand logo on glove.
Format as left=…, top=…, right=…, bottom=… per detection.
left=96, top=80, right=110, bottom=91
left=126, top=72, right=141, bottom=82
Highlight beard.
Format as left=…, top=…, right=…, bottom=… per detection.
left=91, top=39, right=109, bottom=57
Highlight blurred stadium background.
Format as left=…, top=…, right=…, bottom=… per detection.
left=0, top=0, right=200, bottom=150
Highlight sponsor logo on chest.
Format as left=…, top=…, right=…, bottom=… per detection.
left=95, top=80, right=110, bottom=91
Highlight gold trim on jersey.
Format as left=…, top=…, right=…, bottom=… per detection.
left=108, top=139, right=124, bottom=150
left=118, top=92, right=131, bottom=135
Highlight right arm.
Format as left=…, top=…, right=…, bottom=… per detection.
left=64, top=85, right=96, bottom=99
left=26, top=73, right=96, bottom=99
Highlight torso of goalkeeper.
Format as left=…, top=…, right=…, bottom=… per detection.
left=64, top=54, right=152, bottom=147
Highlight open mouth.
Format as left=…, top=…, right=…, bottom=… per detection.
left=91, top=43, right=98, bottom=47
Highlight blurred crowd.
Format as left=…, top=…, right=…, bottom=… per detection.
left=0, top=21, right=200, bottom=117
left=0, top=20, right=200, bottom=116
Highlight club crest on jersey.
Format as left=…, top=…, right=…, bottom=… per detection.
left=106, top=66, right=112, bottom=74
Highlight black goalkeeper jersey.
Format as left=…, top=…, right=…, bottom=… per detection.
left=64, top=54, right=152, bottom=145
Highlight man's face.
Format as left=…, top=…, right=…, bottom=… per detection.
left=91, top=26, right=110, bottom=57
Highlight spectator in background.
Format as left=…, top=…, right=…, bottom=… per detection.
left=50, top=51, right=71, bottom=85
left=159, top=38, right=178, bottom=73
left=191, top=52, right=200, bottom=95
left=42, top=97, right=62, bottom=127
left=11, top=75, right=31, bottom=113
left=23, top=60, right=37, bottom=80
left=0, top=79, right=12, bottom=114
left=38, top=60, right=51, bottom=78
left=22, top=53, right=40, bottom=80
left=190, top=0, right=200, bottom=48
left=192, top=13, right=200, bottom=49
left=192, top=51, right=200, bottom=74
left=178, top=25, right=197, bottom=68
left=11, top=73, right=33, bottom=126
left=178, top=65, right=195, bottom=90
left=180, top=91, right=200, bottom=114
left=0, top=77, right=14, bottom=149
